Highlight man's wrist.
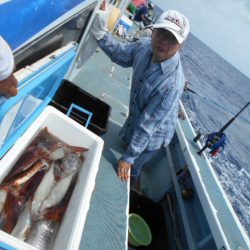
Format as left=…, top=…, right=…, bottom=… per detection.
left=121, top=153, right=135, bottom=165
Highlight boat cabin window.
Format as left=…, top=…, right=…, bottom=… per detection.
left=14, top=3, right=96, bottom=71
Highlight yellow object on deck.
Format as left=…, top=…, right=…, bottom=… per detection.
left=107, top=7, right=121, bottom=32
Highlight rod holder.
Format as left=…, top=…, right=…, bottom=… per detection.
left=193, top=132, right=202, bottom=142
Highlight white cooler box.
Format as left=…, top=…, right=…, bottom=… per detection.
left=0, top=106, right=104, bottom=250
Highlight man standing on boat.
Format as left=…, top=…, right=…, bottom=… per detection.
left=133, top=2, right=155, bottom=27
left=91, top=3, right=189, bottom=186
left=0, top=36, right=18, bottom=97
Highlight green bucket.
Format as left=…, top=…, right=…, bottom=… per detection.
left=128, top=213, right=152, bottom=247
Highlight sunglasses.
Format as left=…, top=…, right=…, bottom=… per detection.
left=154, top=28, right=178, bottom=43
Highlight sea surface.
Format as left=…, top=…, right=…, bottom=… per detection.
left=180, top=33, right=250, bottom=237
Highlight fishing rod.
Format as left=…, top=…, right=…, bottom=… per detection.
left=185, top=87, right=196, bottom=95
left=186, top=87, right=228, bottom=109
left=193, top=100, right=250, bottom=155
left=185, top=87, right=250, bottom=126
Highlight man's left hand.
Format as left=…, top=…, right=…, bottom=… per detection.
left=117, top=160, right=131, bottom=182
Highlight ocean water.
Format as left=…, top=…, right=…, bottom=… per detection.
left=180, top=33, right=250, bottom=237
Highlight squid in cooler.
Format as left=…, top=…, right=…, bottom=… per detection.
left=0, top=189, right=7, bottom=215
left=0, top=169, right=46, bottom=233
left=27, top=175, right=78, bottom=250
left=2, top=127, right=54, bottom=183
left=0, top=160, right=49, bottom=196
left=38, top=152, right=83, bottom=217
left=38, top=171, right=76, bottom=216
left=31, top=163, right=55, bottom=218
left=54, top=152, right=83, bottom=180
left=2, top=127, right=88, bottom=184
left=32, top=150, right=84, bottom=218
left=0, top=127, right=88, bottom=247
left=2, top=146, right=48, bottom=183
left=11, top=200, right=32, bottom=241
left=0, top=189, right=7, bottom=228
left=8, top=170, right=49, bottom=239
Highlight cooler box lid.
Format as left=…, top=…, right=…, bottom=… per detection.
left=0, top=43, right=77, bottom=158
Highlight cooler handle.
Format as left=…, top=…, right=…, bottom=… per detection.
left=66, top=103, right=92, bottom=128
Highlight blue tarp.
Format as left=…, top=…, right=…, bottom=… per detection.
left=0, top=0, right=85, bottom=50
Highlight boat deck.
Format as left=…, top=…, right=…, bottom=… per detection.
left=73, top=49, right=132, bottom=250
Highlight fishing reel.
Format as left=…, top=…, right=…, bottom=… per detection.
left=205, top=132, right=227, bottom=156
left=193, top=131, right=227, bottom=156
left=187, top=86, right=250, bottom=157
left=193, top=100, right=250, bottom=156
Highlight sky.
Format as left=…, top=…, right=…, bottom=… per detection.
left=155, top=0, right=250, bottom=78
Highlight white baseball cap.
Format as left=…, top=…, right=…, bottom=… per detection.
left=0, top=36, right=14, bottom=81
left=151, top=10, right=190, bottom=44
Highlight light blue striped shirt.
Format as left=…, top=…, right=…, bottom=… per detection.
left=98, top=34, right=185, bottom=164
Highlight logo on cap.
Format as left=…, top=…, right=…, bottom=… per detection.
left=164, top=15, right=187, bottom=37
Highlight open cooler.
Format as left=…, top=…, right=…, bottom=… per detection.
left=0, top=106, right=104, bottom=250
left=0, top=42, right=78, bottom=158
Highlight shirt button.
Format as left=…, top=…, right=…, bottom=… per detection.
left=134, top=90, right=137, bottom=93
left=139, top=79, right=143, bottom=82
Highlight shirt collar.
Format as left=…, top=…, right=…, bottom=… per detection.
left=160, top=52, right=180, bottom=74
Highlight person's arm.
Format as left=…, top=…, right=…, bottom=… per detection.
left=98, top=33, right=140, bottom=67
left=91, top=6, right=139, bottom=67
left=0, top=36, right=18, bottom=97
left=140, top=6, right=148, bottom=21
left=140, top=14, right=146, bottom=21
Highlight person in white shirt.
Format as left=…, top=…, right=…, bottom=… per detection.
left=0, top=36, right=18, bottom=97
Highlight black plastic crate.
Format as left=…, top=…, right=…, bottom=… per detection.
left=50, top=79, right=111, bottom=135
